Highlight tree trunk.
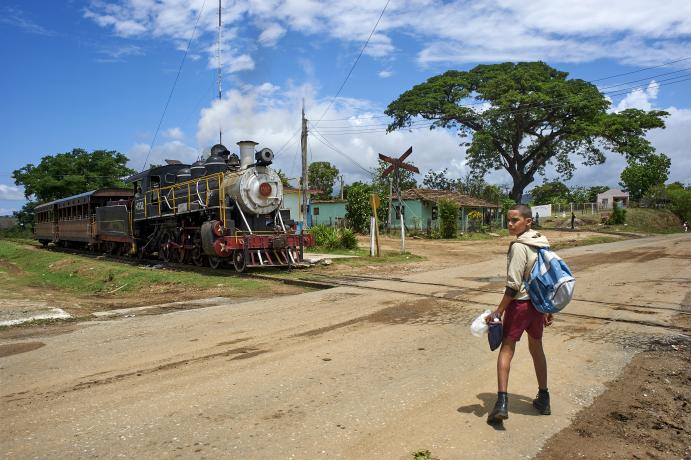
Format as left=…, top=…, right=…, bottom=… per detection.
left=510, top=177, right=532, bottom=203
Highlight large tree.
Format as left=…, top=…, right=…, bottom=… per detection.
left=619, top=153, right=671, bottom=201
left=13, top=148, right=135, bottom=202
left=12, top=148, right=135, bottom=227
left=308, top=161, right=340, bottom=200
left=385, top=62, right=668, bottom=201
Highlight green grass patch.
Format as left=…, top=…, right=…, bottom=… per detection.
left=550, top=235, right=622, bottom=251
left=0, top=239, right=266, bottom=296
left=539, top=208, right=681, bottom=234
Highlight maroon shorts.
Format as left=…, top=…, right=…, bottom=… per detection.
left=503, top=299, right=544, bottom=342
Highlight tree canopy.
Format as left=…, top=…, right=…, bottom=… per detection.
left=385, top=61, right=668, bottom=201
left=13, top=148, right=135, bottom=202
left=619, top=153, right=671, bottom=201
left=308, top=161, right=340, bottom=200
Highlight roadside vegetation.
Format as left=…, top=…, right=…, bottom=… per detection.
left=0, top=239, right=286, bottom=299
left=538, top=208, right=682, bottom=234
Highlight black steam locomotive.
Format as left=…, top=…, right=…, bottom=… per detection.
left=34, top=140, right=313, bottom=272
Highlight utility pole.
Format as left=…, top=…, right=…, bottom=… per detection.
left=300, top=100, right=308, bottom=232
left=217, top=0, right=222, bottom=145
left=339, top=175, right=344, bottom=200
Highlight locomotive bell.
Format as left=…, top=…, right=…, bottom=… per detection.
left=255, top=148, right=273, bottom=166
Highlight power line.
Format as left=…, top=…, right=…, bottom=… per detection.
left=590, top=56, right=691, bottom=82
left=141, top=0, right=207, bottom=172
left=312, top=0, right=391, bottom=127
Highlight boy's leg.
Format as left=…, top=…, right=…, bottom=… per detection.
left=527, top=335, right=547, bottom=389
left=528, top=334, right=551, bottom=415
left=488, top=339, right=516, bottom=423
left=497, top=339, right=516, bottom=392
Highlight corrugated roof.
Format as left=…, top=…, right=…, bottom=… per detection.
left=400, top=188, right=499, bottom=208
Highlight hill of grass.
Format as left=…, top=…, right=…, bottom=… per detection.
left=539, top=207, right=682, bottom=234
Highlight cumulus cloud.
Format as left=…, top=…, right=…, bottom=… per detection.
left=84, top=0, right=691, bottom=74
left=0, top=184, right=26, bottom=201
left=194, top=82, right=469, bottom=185
left=258, top=23, right=286, bottom=47
left=612, top=80, right=660, bottom=111
left=378, top=70, right=393, bottom=78
left=163, top=127, right=185, bottom=140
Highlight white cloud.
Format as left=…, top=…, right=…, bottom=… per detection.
left=258, top=23, right=286, bottom=47
left=163, top=127, right=185, bottom=140
left=195, top=82, right=468, bottom=184
left=85, top=0, right=691, bottom=73
left=378, top=70, right=393, bottom=78
left=0, top=184, right=25, bottom=200
left=612, top=80, right=660, bottom=111
left=1, top=6, right=56, bottom=36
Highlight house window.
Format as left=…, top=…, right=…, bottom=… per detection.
left=602, top=198, right=608, bottom=206
left=313, top=207, right=319, bottom=216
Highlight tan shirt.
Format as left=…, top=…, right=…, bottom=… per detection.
left=506, top=229, right=550, bottom=300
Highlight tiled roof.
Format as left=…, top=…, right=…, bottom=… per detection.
left=400, top=188, right=499, bottom=208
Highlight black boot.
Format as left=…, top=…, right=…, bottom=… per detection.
left=487, top=392, right=508, bottom=423
left=533, top=389, right=551, bottom=415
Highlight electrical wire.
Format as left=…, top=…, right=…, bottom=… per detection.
left=141, top=0, right=207, bottom=172
left=312, top=0, right=391, bottom=127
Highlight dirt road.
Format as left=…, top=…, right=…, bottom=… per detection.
left=1, top=234, right=689, bottom=459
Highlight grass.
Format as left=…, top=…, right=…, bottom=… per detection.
left=538, top=207, right=682, bottom=234
left=0, top=238, right=266, bottom=296
left=550, top=235, right=622, bottom=250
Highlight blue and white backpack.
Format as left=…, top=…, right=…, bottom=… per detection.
left=524, top=248, right=575, bottom=314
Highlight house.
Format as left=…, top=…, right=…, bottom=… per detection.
left=311, top=200, right=347, bottom=227
left=395, top=188, right=502, bottom=232
left=282, top=187, right=314, bottom=228
left=596, top=188, right=629, bottom=209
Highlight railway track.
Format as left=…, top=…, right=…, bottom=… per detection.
left=37, top=244, right=691, bottom=333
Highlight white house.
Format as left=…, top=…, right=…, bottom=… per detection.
left=596, top=188, right=629, bottom=209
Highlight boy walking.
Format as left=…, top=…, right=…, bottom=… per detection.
left=486, top=204, right=554, bottom=423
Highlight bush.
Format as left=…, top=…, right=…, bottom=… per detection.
left=339, top=228, right=358, bottom=249
left=438, top=199, right=459, bottom=238
left=309, top=224, right=358, bottom=250
left=607, top=205, right=626, bottom=225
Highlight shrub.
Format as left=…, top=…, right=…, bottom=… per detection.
left=309, top=224, right=358, bottom=250
left=607, top=205, right=626, bottom=225
left=437, top=199, right=459, bottom=238
left=339, top=228, right=358, bottom=249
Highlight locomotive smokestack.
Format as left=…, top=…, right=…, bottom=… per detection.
left=237, top=140, right=258, bottom=169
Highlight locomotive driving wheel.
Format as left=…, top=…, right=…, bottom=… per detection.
left=232, top=250, right=246, bottom=273
left=159, top=231, right=174, bottom=262
left=208, top=255, right=223, bottom=269
left=191, top=233, right=207, bottom=267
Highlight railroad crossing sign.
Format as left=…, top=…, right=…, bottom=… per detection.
left=378, top=146, right=418, bottom=254
left=378, top=146, right=419, bottom=177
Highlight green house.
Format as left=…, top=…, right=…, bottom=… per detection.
left=310, top=200, right=348, bottom=227
left=391, top=188, right=502, bottom=232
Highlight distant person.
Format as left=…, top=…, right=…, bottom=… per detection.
left=534, top=212, right=540, bottom=228
left=684, top=221, right=688, bottom=233
left=486, top=204, right=553, bottom=424
left=570, top=212, right=576, bottom=230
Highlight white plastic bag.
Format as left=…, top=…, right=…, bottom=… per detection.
left=470, top=309, right=492, bottom=337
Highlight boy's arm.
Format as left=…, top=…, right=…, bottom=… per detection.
left=487, top=290, right=515, bottom=322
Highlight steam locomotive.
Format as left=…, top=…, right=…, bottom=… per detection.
left=34, top=140, right=313, bottom=272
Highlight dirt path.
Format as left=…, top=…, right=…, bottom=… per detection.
left=1, top=234, right=689, bottom=459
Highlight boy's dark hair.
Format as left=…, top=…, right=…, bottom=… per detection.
left=509, top=204, right=532, bottom=219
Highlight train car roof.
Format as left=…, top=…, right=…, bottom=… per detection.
left=126, top=164, right=190, bottom=183
left=35, top=188, right=134, bottom=211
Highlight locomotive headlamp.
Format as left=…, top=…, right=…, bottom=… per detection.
left=259, top=182, right=272, bottom=197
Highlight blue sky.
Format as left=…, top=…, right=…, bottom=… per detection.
left=2, top=0, right=691, bottom=214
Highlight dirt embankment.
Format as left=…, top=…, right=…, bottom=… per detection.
left=537, top=317, right=691, bottom=459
